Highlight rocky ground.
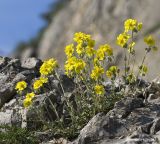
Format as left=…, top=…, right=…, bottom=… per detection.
left=1, top=56, right=160, bottom=144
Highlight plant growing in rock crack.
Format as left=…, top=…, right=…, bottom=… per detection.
left=14, top=18, right=158, bottom=139
left=0, top=125, right=39, bottom=144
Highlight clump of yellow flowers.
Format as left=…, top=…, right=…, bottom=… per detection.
left=124, top=19, right=142, bottom=32
left=40, top=58, right=58, bottom=76
left=94, top=85, right=105, bottom=95
left=15, top=81, right=27, bottom=92
left=15, top=58, right=58, bottom=108
left=116, top=18, right=157, bottom=84
left=33, top=77, right=48, bottom=90
left=23, top=92, right=35, bottom=108
left=64, top=32, right=114, bottom=97
left=15, top=18, right=158, bottom=139
left=15, top=18, right=158, bottom=107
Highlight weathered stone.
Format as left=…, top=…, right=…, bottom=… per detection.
left=0, top=72, right=27, bottom=108
left=21, top=57, right=42, bottom=69
left=41, top=138, right=68, bottom=144
left=150, top=118, right=160, bottom=135
left=72, top=94, right=160, bottom=144
left=0, top=110, right=12, bottom=125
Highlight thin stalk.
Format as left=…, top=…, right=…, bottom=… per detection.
left=55, top=70, right=65, bottom=96
left=127, top=31, right=134, bottom=72
left=124, top=48, right=127, bottom=80
left=136, top=51, right=148, bottom=79
left=131, top=54, right=136, bottom=73
left=48, top=97, right=60, bottom=121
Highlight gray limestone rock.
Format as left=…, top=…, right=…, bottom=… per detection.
left=21, top=57, right=42, bottom=69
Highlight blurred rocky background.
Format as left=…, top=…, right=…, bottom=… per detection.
left=3, top=0, right=160, bottom=80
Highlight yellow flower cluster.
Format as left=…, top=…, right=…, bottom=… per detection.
left=15, top=81, right=27, bottom=92
left=64, top=32, right=97, bottom=77
left=116, top=33, right=130, bottom=48
left=124, top=19, right=142, bottom=32
left=15, top=57, right=58, bottom=108
left=14, top=18, right=158, bottom=117
left=95, top=44, right=113, bottom=61
left=106, top=66, right=119, bottom=79
left=74, top=32, right=91, bottom=44
left=117, top=19, right=142, bottom=49
left=65, top=32, right=114, bottom=80
left=65, top=44, right=74, bottom=58
left=86, top=45, right=96, bottom=58
left=94, top=85, right=105, bottom=95
left=65, top=56, right=86, bottom=77
left=73, top=32, right=95, bottom=56
left=40, top=58, right=58, bottom=76
left=91, top=66, right=104, bottom=80
left=33, top=77, right=48, bottom=90
left=23, top=92, right=35, bottom=108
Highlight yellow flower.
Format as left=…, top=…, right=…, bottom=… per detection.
left=65, top=57, right=86, bottom=76
left=23, top=98, right=32, bottom=108
left=73, top=32, right=96, bottom=56
left=76, top=44, right=85, bottom=55
left=74, top=59, right=86, bottom=74
left=26, top=92, right=35, bottom=99
left=96, top=44, right=113, bottom=61
left=91, top=66, right=104, bottom=80
left=33, top=79, right=43, bottom=90
left=96, top=48, right=105, bottom=61
left=124, top=19, right=137, bottom=32
left=74, top=32, right=91, bottom=44
left=65, top=44, right=74, bottom=58
left=102, top=44, right=113, bottom=56
left=94, top=85, right=105, bottom=95
left=144, top=35, right=155, bottom=47
left=86, top=46, right=95, bottom=58
left=65, top=56, right=77, bottom=76
left=15, top=81, right=27, bottom=92
left=116, top=33, right=130, bottom=48
left=40, top=77, right=48, bottom=84
left=40, top=58, right=58, bottom=76
left=33, top=77, right=48, bottom=90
